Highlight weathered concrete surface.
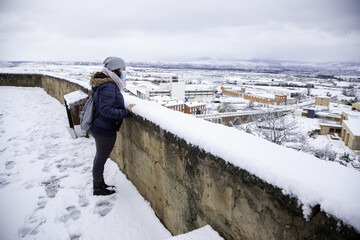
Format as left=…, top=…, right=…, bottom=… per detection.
left=1, top=73, right=359, bottom=240
left=41, top=75, right=90, bottom=104
left=0, top=73, right=43, bottom=88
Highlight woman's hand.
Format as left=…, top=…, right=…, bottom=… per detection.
left=126, top=104, right=136, bottom=112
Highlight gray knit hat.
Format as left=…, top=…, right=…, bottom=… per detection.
left=103, top=57, right=126, bottom=71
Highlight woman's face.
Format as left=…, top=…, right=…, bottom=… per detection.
left=115, top=67, right=126, bottom=77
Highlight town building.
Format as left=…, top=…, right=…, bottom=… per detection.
left=286, top=98, right=297, bottom=105
left=352, top=102, right=360, bottom=111
left=298, top=108, right=360, bottom=150
left=315, top=96, right=330, bottom=108
left=166, top=100, right=185, bottom=113
left=342, top=119, right=360, bottom=150
left=185, top=89, right=215, bottom=100
left=184, top=101, right=206, bottom=115
left=136, top=76, right=207, bottom=115
left=274, top=95, right=287, bottom=105
left=220, top=86, right=297, bottom=105
left=135, top=77, right=214, bottom=101
left=170, top=76, right=185, bottom=100
left=319, top=123, right=342, bottom=136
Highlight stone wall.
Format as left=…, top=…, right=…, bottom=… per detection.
left=41, top=75, right=91, bottom=104
left=0, top=73, right=90, bottom=104
left=1, top=73, right=359, bottom=240
left=114, top=114, right=359, bottom=240
left=0, top=73, right=43, bottom=88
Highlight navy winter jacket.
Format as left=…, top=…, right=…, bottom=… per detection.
left=89, top=74, right=131, bottom=132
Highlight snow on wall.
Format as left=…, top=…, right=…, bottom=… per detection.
left=124, top=93, right=360, bottom=232
left=63, top=90, right=88, bottom=105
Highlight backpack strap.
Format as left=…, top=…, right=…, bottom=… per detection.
left=91, top=88, right=100, bottom=124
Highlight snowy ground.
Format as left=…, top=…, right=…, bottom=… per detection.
left=0, top=86, right=223, bottom=240
left=296, top=116, right=356, bottom=159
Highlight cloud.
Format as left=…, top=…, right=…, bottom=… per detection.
left=0, top=0, right=359, bottom=62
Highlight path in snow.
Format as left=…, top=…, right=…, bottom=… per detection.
left=0, top=86, right=173, bottom=240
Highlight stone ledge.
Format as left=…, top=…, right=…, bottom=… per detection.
left=119, top=114, right=359, bottom=240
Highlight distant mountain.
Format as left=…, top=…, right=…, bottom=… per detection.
left=128, top=58, right=360, bottom=76
left=2, top=59, right=359, bottom=76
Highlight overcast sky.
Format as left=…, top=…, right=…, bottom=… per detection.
left=0, top=0, right=359, bottom=62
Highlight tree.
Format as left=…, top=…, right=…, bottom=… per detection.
left=342, top=86, right=356, bottom=97
left=314, top=144, right=337, bottom=161
left=247, top=100, right=255, bottom=109
left=247, top=111, right=303, bottom=146
left=306, top=84, right=313, bottom=96
left=294, top=92, right=305, bottom=103
left=218, top=101, right=235, bottom=113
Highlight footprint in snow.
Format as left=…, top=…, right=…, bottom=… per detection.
left=0, top=146, right=8, bottom=153
left=37, top=196, right=47, bottom=209
left=0, top=176, right=9, bottom=189
left=60, top=206, right=81, bottom=223
left=70, top=234, right=82, bottom=240
left=18, top=217, right=46, bottom=238
left=44, top=181, right=60, bottom=198
left=42, top=165, right=50, bottom=173
left=94, top=200, right=113, bottom=217
left=19, top=194, right=48, bottom=237
left=81, top=166, right=92, bottom=174
left=5, top=161, right=15, bottom=170
left=42, top=175, right=68, bottom=198
left=78, top=194, right=89, bottom=207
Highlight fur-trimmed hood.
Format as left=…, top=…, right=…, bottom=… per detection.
left=89, top=73, right=116, bottom=88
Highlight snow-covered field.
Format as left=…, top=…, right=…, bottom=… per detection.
left=0, top=86, right=222, bottom=240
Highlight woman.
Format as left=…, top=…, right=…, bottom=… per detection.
left=89, top=57, right=135, bottom=196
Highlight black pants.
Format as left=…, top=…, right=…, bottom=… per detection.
left=91, top=132, right=117, bottom=183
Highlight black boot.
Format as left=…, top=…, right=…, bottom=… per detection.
left=93, top=181, right=116, bottom=196
left=102, top=178, right=116, bottom=189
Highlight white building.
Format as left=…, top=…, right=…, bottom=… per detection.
left=170, top=76, right=185, bottom=101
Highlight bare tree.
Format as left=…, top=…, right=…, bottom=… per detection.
left=247, top=111, right=302, bottom=146
left=314, top=144, right=337, bottom=161
left=247, top=100, right=255, bottom=109
left=294, top=92, right=304, bottom=103
left=306, top=84, right=312, bottom=96
left=218, top=101, right=236, bottom=113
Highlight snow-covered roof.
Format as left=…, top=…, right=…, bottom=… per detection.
left=255, top=93, right=274, bottom=99
left=343, top=110, right=360, bottom=118
left=185, top=101, right=206, bottom=107
left=136, top=88, right=147, bottom=94
left=186, top=85, right=216, bottom=91
left=343, top=119, right=360, bottom=136
left=315, top=112, right=340, bottom=118
left=319, top=123, right=342, bottom=128
left=151, top=95, right=173, bottom=102
left=166, top=100, right=184, bottom=107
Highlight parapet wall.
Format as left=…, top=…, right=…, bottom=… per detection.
left=1, top=73, right=359, bottom=240
left=0, top=73, right=90, bottom=104
left=114, top=114, right=358, bottom=240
